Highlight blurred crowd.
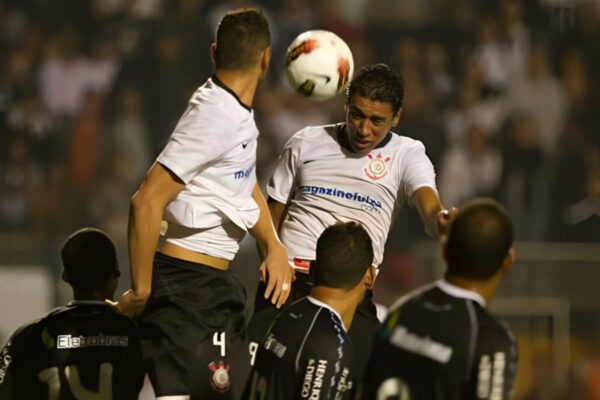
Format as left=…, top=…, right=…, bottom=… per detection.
left=0, top=2, right=599, bottom=398
left=1, top=0, right=599, bottom=266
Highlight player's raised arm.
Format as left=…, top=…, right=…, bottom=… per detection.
left=411, top=186, right=457, bottom=239
left=250, top=184, right=294, bottom=309
left=109, top=162, right=184, bottom=317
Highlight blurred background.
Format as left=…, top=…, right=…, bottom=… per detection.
left=0, top=0, right=598, bottom=398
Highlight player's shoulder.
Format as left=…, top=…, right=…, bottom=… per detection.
left=187, top=77, right=250, bottom=123
left=386, top=131, right=427, bottom=152
left=303, top=299, right=350, bottom=347
left=287, top=123, right=339, bottom=145
left=476, top=308, right=517, bottom=349
left=386, top=281, right=439, bottom=316
left=3, top=306, right=68, bottom=349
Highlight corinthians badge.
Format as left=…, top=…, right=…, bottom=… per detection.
left=364, top=153, right=391, bottom=180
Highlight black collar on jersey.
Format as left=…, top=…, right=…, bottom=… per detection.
left=211, top=75, right=252, bottom=111
left=67, top=300, right=111, bottom=307
left=337, top=123, right=393, bottom=153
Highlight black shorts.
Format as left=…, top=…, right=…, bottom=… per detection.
left=247, top=273, right=380, bottom=392
left=138, top=252, right=249, bottom=399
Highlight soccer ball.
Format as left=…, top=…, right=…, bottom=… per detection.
left=285, top=30, right=354, bottom=101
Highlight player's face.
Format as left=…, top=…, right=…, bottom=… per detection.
left=344, top=94, right=401, bottom=154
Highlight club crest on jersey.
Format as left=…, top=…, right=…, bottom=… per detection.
left=209, top=361, right=231, bottom=393
left=364, top=153, right=391, bottom=180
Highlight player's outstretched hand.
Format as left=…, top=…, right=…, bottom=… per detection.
left=437, top=207, right=458, bottom=241
left=261, top=244, right=295, bottom=309
left=106, top=289, right=149, bottom=318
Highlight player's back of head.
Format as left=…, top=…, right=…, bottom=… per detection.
left=347, top=64, right=404, bottom=114
left=214, top=8, right=270, bottom=70
left=61, top=227, right=120, bottom=291
left=446, top=198, right=513, bottom=280
left=312, top=222, right=373, bottom=290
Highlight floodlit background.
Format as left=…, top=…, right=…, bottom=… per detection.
left=0, top=0, right=599, bottom=398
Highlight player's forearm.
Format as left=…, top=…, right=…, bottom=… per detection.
left=411, top=187, right=446, bottom=239
left=250, top=185, right=285, bottom=255
left=127, top=195, right=163, bottom=298
left=425, top=208, right=444, bottom=238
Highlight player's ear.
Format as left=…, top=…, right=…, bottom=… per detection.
left=364, top=265, right=376, bottom=290
left=501, top=247, right=516, bottom=273
left=260, top=46, right=271, bottom=73
left=441, top=242, right=448, bottom=263
left=210, top=42, right=217, bottom=65
left=391, top=107, right=402, bottom=127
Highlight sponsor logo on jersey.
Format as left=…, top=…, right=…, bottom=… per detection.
left=41, top=327, right=55, bottom=349
left=234, top=161, right=256, bottom=179
left=389, top=325, right=453, bottom=363
left=0, top=342, right=12, bottom=385
left=334, top=367, right=352, bottom=399
left=364, top=153, right=391, bottom=180
left=301, top=358, right=328, bottom=399
left=56, top=334, right=129, bottom=349
left=299, top=185, right=382, bottom=213
left=263, top=333, right=287, bottom=359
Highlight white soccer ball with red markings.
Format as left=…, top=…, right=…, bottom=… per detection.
left=285, top=30, right=354, bottom=101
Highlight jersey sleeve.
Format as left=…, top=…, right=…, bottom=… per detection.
left=400, top=140, right=438, bottom=197
left=267, top=132, right=303, bottom=204
left=296, top=330, right=353, bottom=399
left=0, top=323, right=35, bottom=397
left=468, top=325, right=518, bottom=400
left=156, top=102, right=232, bottom=184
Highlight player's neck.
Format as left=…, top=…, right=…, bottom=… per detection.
left=214, top=68, right=260, bottom=108
left=444, top=273, right=502, bottom=306
left=72, top=289, right=113, bottom=302
left=310, top=286, right=363, bottom=330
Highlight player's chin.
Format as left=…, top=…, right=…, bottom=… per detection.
left=352, top=141, right=373, bottom=154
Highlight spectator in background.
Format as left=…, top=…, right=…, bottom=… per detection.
left=38, top=27, right=108, bottom=121
left=439, top=125, right=503, bottom=207
left=497, top=115, right=545, bottom=240
left=501, top=0, right=530, bottom=83
left=0, top=136, right=43, bottom=234
left=503, top=43, right=567, bottom=159
left=106, top=85, right=152, bottom=184
left=475, top=15, right=514, bottom=92
left=422, top=41, right=454, bottom=99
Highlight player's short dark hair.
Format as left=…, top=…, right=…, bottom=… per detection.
left=347, top=64, right=404, bottom=114
left=61, top=228, right=120, bottom=291
left=446, top=198, right=513, bottom=281
left=214, top=8, right=270, bottom=70
left=312, top=222, right=373, bottom=290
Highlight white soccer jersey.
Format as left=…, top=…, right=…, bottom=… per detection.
left=156, top=77, right=260, bottom=260
left=267, top=123, right=437, bottom=268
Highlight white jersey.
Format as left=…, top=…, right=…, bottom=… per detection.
left=267, top=123, right=437, bottom=268
left=156, top=77, right=260, bottom=260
